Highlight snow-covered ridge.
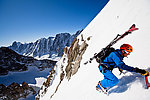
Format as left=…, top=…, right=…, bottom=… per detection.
left=36, top=35, right=91, bottom=100
left=0, top=47, right=56, bottom=75
left=9, top=30, right=82, bottom=59
left=36, top=0, right=150, bottom=100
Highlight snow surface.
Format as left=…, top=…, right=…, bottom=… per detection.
left=39, top=0, right=150, bottom=100
left=0, top=66, right=51, bottom=100
left=35, top=54, right=61, bottom=61
left=0, top=66, right=51, bottom=86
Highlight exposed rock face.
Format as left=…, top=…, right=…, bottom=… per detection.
left=36, top=34, right=91, bottom=99
left=0, top=82, right=36, bottom=100
left=36, top=66, right=56, bottom=100
left=65, top=34, right=89, bottom=80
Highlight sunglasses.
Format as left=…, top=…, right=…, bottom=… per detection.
left=124, top=50, right=131, bottom=54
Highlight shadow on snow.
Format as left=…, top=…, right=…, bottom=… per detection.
left=108, top=68, right=150, bottom=95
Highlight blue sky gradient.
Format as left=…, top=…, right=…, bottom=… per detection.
left=0, top=0, right=109, bottom=46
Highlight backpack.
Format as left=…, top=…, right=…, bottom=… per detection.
left=95, top=47, right=115, bottom=64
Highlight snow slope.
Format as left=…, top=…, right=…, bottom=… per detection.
left=39, top=0, right=150, bottom=100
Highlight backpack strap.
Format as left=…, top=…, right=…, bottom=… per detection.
left=98, top=63, right=114, bottom=73
left=100, top=50, right=123, bottom=72
left=113, top=50, right=125, bottom=74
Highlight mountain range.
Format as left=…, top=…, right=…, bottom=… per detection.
left=9, top=30, right=82, bottom=59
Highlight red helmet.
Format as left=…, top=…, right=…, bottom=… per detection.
left=120, top=44, right=133, bottom=53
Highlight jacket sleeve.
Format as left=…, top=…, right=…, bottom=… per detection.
left=110, top=52, right=135, bottom=72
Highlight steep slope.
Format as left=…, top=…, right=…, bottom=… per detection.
left=37, top=0, right=150, bottom=100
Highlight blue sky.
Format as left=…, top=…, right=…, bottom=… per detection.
left=0, top=0, right=109, bottom=46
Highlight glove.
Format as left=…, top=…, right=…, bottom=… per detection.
left=140, top=70, right=150, bottom=76
left=135, top=68, right=150, bottom=76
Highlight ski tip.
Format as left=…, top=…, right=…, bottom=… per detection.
left=130, top=24, right=136, bottom=29
left=132, top=24, right=136, bottom=27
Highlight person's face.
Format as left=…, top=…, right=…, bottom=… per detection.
left=122, top=50, right=130, bottom=57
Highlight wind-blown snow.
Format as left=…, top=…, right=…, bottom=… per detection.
left=39, top=0, right=150, bottom=100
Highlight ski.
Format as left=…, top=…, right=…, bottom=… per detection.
left=84, top=24, right=139, bottom=65
left=145, top=72, right=150, bottom=89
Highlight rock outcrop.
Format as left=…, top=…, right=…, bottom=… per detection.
left=0, top=82, right=36, bottom=100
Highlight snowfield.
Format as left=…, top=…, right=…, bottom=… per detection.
left=0, top=66, right=51, bottom=86
left=38, top=0, right=150, bottom=100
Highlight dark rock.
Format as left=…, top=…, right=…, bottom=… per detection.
left=0, top=82, right=36, bottom=100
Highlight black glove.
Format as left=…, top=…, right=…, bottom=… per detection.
left=135, top=68, right=149, bottom=76
left=135, top=68, right=146, bottom=74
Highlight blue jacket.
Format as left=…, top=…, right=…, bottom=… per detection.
left=101, top=49, right=135, bottom=72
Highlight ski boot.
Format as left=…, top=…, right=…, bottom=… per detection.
left=96, top=81, right=108, bottom=95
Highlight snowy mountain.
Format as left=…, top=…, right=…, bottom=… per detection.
left=36, top=0, right=150, bottom=100
left=0, top=47, right=56, bottom=75
left=9, top=30, right=82, bottom=59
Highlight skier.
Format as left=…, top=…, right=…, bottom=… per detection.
left=96, top=44, right=149, bottom=94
